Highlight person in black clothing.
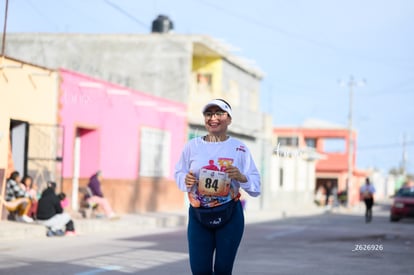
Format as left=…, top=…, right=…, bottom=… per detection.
left=360, top=178, right=376, bottom=223
left=36, top=181, right=75, bottom=237
left=325, top=181, right=333, bottom=207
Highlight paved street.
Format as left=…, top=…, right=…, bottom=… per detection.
left=0, top=203, right=413, bottom=275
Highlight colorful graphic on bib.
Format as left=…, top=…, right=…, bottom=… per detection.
left=202, top=160, right=219, bottom=171
left=188, top=158, right=238, bottom=208
left=218, top=158, right=233, bottom=171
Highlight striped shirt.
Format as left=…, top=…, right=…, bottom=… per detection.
left=5, top=179, right=29, bottom=201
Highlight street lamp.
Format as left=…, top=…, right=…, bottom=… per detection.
left=339, top=76, right=365, bottom=207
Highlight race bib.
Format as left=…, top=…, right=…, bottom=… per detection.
left=198, top=168, right=231, bottom=196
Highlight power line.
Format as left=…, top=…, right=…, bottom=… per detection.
left=358, top=141, right=414, bottom=150
left=195, top=0, right=414, bottom=73
left=23, top=0, right=59, bottom=31
left=61, top=0, right=103, bottom=28
left=359, top=79, right=414, bottom=96
left=103, top=0, right=149, bottom=30
left=196, top=0, right=340, bottom=52
left=101, top=1, right=192, bottom=56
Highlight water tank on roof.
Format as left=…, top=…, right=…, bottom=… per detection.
left=151, top=15, right=174, bottom=33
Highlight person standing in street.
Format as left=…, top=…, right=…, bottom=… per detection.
left=175, top=99, right=261, bottom=275
left=360, top=177, right=376, bottom=223
left=324, top=181, right=333, bottom=208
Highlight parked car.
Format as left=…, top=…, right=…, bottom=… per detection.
left=390, top=187, right=414, bottom=222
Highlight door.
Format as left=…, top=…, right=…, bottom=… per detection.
left=72, top=127, right=100, bottom=211
left=10, top=120, right=29, bottom=176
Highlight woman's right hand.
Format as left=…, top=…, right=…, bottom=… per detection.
left=185, top=171, right=197, bottom=189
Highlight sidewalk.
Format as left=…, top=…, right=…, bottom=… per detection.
left=0, top=200, right=390, bottom=241
left=0, top=211, right=189, bottom=241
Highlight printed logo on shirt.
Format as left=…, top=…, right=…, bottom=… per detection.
left=236, top=145, right=246, bottom=152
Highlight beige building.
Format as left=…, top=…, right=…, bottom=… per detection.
left=0, top=56, right=60, bottom=204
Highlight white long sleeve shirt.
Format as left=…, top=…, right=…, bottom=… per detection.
left=174, top=136, right=261, bottom=208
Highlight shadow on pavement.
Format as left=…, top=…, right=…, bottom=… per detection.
left=117, top=229, right=188, bottom=254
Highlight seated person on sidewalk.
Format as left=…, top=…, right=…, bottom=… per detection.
left=2, top=171, right=33, bottom=223
left=36, top=181, right=76, bottom=237
left=21, top=175, right=39, bottom=220
left=86, top=171, right=118, bottom=219
left=58, top=192, right=69, bottom=209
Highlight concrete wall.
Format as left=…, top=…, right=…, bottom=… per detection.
left=269, top=151, right=317, bottom=212
left=369, top=170, right=396, bottom=199
left=6, top=34, right=193, bottom=103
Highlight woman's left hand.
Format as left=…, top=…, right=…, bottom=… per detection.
left=226, top=165, right=247, bottom=183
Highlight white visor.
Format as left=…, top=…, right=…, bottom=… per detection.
left=202, top=99, right=232, bottom=117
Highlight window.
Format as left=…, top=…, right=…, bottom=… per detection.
left=197, top=73, right=213, bottom=89
left=323, top=138, right=346, bottom=153
left=277, top=137, right=299, bottom=146
left=305, top=138, right=317, bottom=148
left=139, top=128, right=171, bottom=177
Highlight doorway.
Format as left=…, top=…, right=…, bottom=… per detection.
left=72, top=127, right=100, bottom=210
left=9, top=120, right=29, bottom=176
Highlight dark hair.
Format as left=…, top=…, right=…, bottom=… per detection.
left=58, top=192, right=66, bottom=201
left=21, top=175, right=33, bottom=188
left=215, top=98, right=232, bottom=110
left=9, top=171, right=20, bottom=181
left=47, top=181, right=57, bottom=190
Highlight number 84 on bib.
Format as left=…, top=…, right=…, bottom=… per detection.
left=198, top=168, right=231, bottom=196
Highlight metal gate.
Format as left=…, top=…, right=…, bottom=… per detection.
left=27, top=123, right=64, bottom=191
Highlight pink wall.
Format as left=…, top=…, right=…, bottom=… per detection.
left=59, top=69, right=187, bottom=180
left=78, top=128, right=100, bottom=177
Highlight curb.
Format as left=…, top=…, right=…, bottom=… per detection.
left=2, top=201, right=390, bottom=241
left=0, top=212, right=188, bottom=241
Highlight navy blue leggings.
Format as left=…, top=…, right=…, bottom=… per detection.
left=187, top=201, right=244, bottom=275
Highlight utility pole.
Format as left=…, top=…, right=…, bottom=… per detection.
left=401, top=133, right=407, bottom=176
left=1, top=0, right=9, bottom=55
left=341, top=76, right=365, bottom=207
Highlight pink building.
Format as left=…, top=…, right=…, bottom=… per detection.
left=59, top=69, right=187, bottom=213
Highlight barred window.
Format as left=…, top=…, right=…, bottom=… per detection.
left=139, top=128, right=171, bottom=177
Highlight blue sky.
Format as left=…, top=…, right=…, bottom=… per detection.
left=2, top=0, right=413, bottom=174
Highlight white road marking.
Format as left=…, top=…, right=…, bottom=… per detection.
left=72, top=249, right=188, bottom=274
left=75, top=265, right=122, bottom=275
